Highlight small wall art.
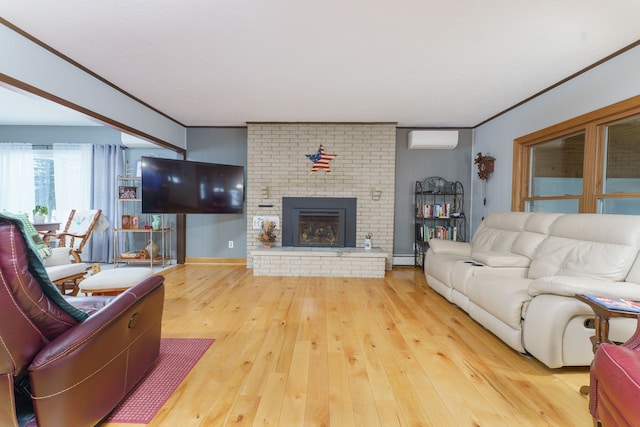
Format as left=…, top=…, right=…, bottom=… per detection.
left=118, top=186, right=138, bottom=199
left=305, top=144, right=337, bottom=173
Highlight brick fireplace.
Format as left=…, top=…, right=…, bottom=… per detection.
left=246, top=123, right=396, bottom=274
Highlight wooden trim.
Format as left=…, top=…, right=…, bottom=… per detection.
left=246, top=121, right=398, bottom=125
left=515, top=94, right=640, bottom=144
left=513, top=94, right=640, bottom=213
left=0, top=18, right=186, bottom=129
left=0, top=73, right=186, bottom=155
left=475, top=39, right=640, bottom=128
left=185, top=257, right=247, bottom=265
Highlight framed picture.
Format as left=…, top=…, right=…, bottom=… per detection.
left=121, top=215, right=131, bottom=229
left=131, top=215, right=139, bottom=229
left=118, top=186, right=138, bottom=199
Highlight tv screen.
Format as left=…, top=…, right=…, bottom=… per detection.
left=141, top=157, right=244, bottom=214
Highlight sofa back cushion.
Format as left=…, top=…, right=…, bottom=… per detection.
left=511, top=212, right=564, bottom=259
left=471, top=212, right=533, bottom=253
left=528, top=214, right=640, bottom=281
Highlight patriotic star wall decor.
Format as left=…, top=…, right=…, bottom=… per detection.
left=305, top=144, right=337, bottom=173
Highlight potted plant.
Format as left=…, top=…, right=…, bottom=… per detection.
left=257, top=220, right=277, bottom=248
left=32, top=205, right=48, bottom=223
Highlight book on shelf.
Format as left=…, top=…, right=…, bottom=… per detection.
left=423, top=225, right=457, bottom=242
left=582, top=295, right=640, bottom=313
left=417, top=203, right=451, bottom=218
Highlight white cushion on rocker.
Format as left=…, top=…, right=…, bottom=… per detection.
left=46, top=263, right=89, bottom=282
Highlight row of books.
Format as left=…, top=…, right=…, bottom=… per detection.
left=417, top=203, right=451, bottom=218
left=418, top=225, right=458, bottom=242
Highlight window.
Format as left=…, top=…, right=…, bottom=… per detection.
left=525, top=132, right=585, bottom=213
left=599, top=116, right=640, bottom=214
left=0, top=144, right=91, bottom=221
left=33, top=149, right=56, bottom=213
left=513, top=95, right=640, bottom=214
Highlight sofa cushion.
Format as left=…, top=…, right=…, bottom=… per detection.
left=471, top=250, right=530, bottom=268
left=528, top=237, right=639, bottom=281
left=466, top=275, right=533, bottom=329
left=528, top=214, right=640, bottom=281
left=425, top=252, right=468, bottom=288
left=470, top=212, right=533, bottom=253
left=528, top=276, right=640, bottom=300
left=511, top=212, right=564, bottom=259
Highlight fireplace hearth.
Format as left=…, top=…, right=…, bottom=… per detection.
left=282, top=197, right=357, bottom=247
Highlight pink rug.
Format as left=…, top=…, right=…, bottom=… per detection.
left=106, top=338, right=214, bottom=424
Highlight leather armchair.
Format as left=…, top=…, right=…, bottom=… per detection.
left=0, top=216, right=164, bottom=427
left=589, top=318, right=640, bottom=427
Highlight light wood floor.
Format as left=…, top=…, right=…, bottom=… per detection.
left=105, top=265, right=593, bottom=427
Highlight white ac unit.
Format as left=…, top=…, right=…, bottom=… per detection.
left=408, top=130, right=459, bottom=150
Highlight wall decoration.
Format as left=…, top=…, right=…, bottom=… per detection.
left=118, top=186, right=138, bottom=199
left=474, top=153, right=495, bottom=181
left=306, top=144, right=337, bottom=173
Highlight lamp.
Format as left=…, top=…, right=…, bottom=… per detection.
left=371, top=187, right=382, bottom=200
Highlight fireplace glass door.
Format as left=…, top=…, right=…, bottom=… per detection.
left=294, top=209, right=345, bottom=247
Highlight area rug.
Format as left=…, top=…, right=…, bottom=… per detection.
left=106, top=337, right=215, bottom=424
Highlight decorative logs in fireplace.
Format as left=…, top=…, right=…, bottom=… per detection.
left=282, top=197, right=357, bottom=247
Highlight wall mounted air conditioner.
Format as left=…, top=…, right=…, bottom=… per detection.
left=408, top=130, right=459, bottom=150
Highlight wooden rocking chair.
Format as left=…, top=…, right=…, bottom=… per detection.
left=40, top=209, right=103, bottom=295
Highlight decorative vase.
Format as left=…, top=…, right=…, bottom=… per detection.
left=151, top=215, right=162, bottom=230
left=364, top=238, right=372, bottom=250
left=33, top=214, right=46, bottom=224
left=146, top=240, right=160, bottom=259
left=263, top=243, right=272, bottom=249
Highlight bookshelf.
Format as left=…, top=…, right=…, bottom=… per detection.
left=414, top=176, right=465, bottom=267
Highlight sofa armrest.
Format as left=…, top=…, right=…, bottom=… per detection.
left=427, top=239, right=471, bottom=256
left=27, top=275, right=165, bottom=427
left=471, top=250, right=530, bottom=268
left=528, top=275, right=640, bottom=300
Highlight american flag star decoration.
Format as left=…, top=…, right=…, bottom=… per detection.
left=305, top=144, right=337, bottom=173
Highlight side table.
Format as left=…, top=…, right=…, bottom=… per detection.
left=576, top=294, right=640, bottom=394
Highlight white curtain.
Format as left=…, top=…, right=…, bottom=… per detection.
left=53, top=143, right=92, bottom=222
left=0, top=143, right=35, bottom=213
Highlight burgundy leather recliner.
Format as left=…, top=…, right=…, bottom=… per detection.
left=0, top=217, right=165, bottom=427
left=589, top=319, right=640, bottom=427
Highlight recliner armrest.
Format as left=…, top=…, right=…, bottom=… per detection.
left=28, top=275, right=165, bottom=427
left=471, top=250, right=530, bottom=268
left=428, top=239, right=471, bottom=256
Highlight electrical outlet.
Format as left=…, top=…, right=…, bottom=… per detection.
left=228, top=240, right=234, bottom=248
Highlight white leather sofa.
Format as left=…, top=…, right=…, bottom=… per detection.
left=425, top=212, right=640, bottom=368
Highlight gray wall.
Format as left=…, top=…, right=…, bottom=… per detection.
left=185, top=128, right=248, bottom=258
left=0, top=125, right=122, bottom=144
left=394, top=128, right=473, bottom=257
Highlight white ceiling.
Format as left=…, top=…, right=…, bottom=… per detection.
left=2, top=1, right=640, bottom=128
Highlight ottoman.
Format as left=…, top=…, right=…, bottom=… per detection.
left=79, top=267, right=155, bottom=296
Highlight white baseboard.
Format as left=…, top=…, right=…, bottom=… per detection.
left=393, top=255, right=415, bottom=266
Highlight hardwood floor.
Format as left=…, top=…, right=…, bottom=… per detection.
left=105, top=265, right=592, bottom=426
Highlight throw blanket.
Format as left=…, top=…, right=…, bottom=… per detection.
left=0, top=213, right=87, bottom=322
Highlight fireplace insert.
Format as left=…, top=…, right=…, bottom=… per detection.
left=282, top=197, right=356, bottom=247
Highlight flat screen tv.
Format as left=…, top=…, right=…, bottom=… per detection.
left=141, top=157, right=244, bottom=214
